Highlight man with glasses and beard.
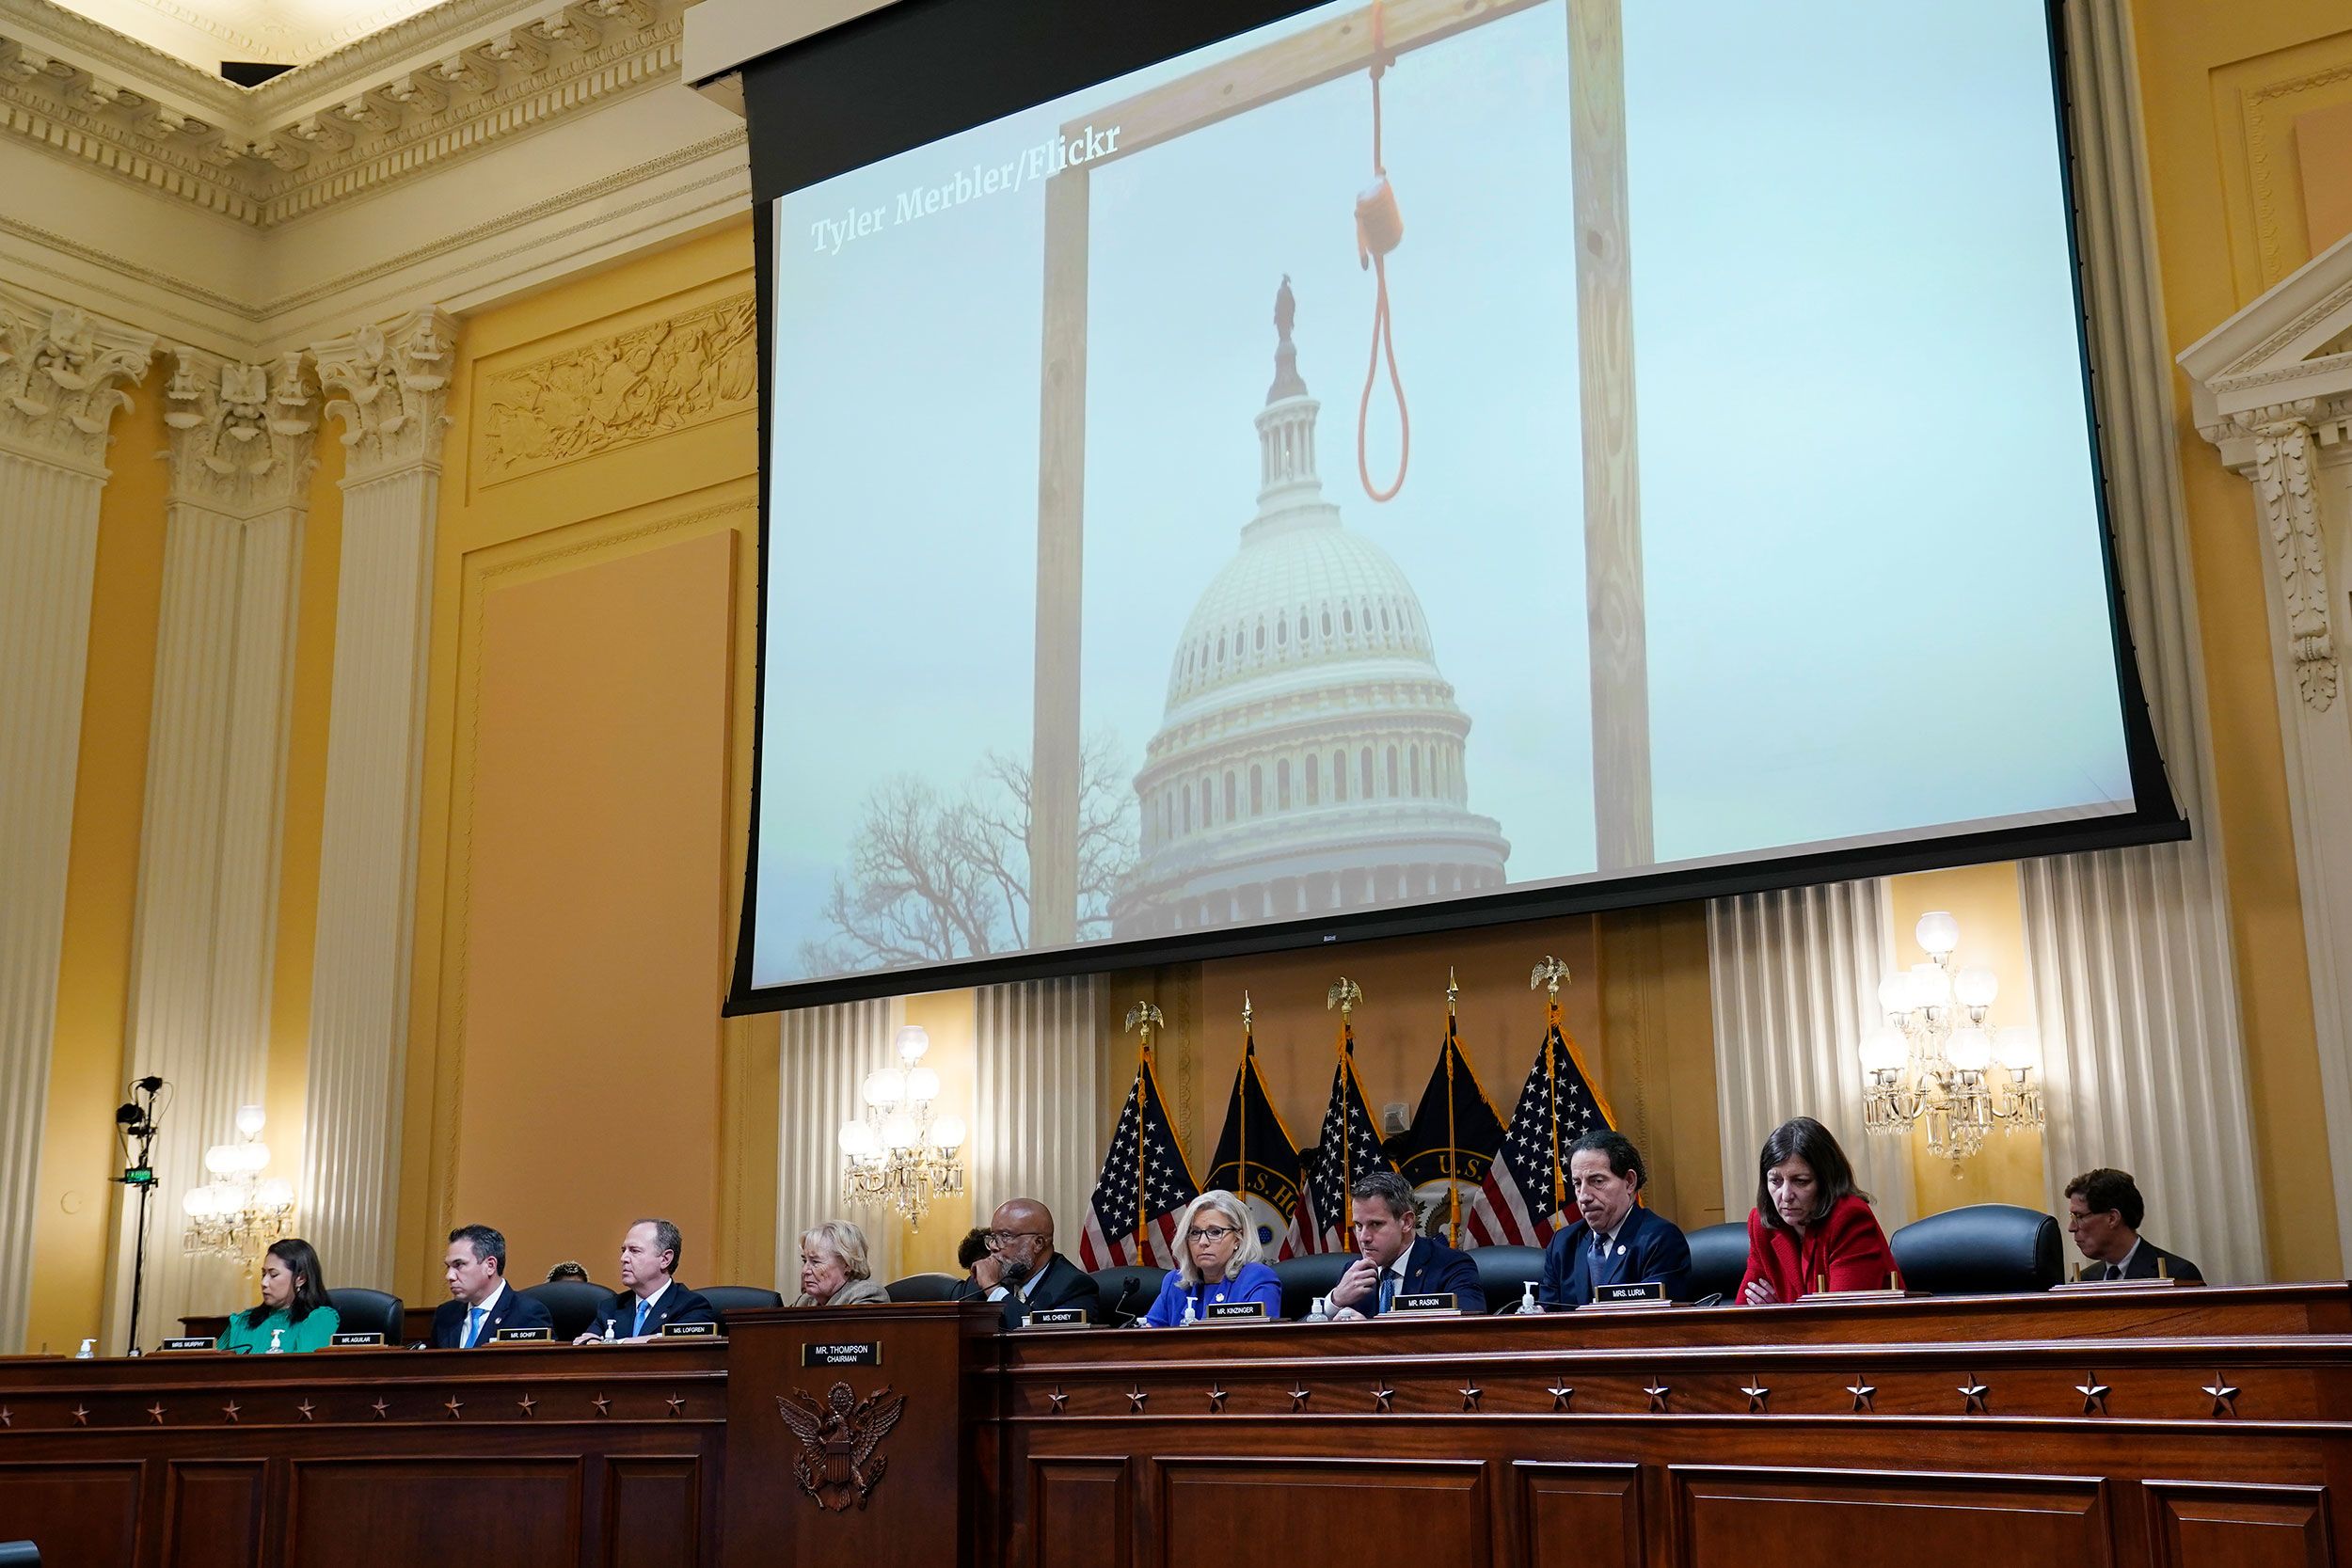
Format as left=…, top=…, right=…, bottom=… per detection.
left=949, top=1197, right=1101, bottom=1327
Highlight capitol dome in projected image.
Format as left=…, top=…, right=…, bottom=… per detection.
left=1109, top=284, right=1510, bottom=940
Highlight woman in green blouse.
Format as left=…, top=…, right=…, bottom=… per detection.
left=216, top=1238, right=340, bottom=1354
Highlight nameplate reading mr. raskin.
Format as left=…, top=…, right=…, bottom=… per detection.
left=1593, top=1281, right=1668, bottom=1306
left=1392, top=1292, right=1458, bottom=1314
left=803, top=1340, right=882, bottom=1368
left=1205, top=1301, right=1267, bottom=1321
left=661, top=1321, right=720, bottom=1338
left=1018, top=1307, right=1089, bottom=1329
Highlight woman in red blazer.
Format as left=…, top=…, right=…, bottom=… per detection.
left=1739, top=1117, right=1900, bottom=1303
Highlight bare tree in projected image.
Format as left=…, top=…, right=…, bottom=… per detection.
left=799, top=732, right=1137, bottom=976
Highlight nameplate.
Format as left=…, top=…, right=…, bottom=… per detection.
left=2051, top=1275, right=2182, bottom=1293
left=1018, top=1307, right=1090, bottom=1329
left=158, top=1338, right=215, bottom=1353
left=491, top=1326, right=552, bottom=1343
left=1203, top=1300, right=1267, bottom=1322
left=803, top=1340, right=882, bottom=1367
left=1391, top=1292, right=1458, bottom=1315
left=660, top=1321, right=720, bottom=1338
left=1804, top=1288, right=1915, bottom=1303
left=1591, top=1281, right=1669, bottom=1307
left=329, top=1331, right=386, bottom=1347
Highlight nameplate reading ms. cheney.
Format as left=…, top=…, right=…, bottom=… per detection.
left=803, top=1341, right=882, bottom=1368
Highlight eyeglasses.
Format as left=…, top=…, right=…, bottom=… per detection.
left=984, top=1230, right=1050, bottom=1245
left=1184, top=1226, right=1239, bottom=1243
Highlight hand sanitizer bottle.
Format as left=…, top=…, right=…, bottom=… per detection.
left=1519, top=1281, right=1538, bottom=1316
left=1306, top=1294, right=1330, bottom=1323
left=265, top=1326, right=284, bottom=1354
left=74, top=1338, right=95, bottom=1359
left=1181, top=1294, right=1198, bottom=1326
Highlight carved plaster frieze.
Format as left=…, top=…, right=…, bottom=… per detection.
left=0, top=286, right=153, bottom=472
left=311, top=309, right=456, bottom=479
left=0, top=0, right=684, bottom=229
left=2242, top=408, right=2339, bottom=713
left=479, top=289, right=752, bottom=483
left=162, top=346, right=320, bottom=514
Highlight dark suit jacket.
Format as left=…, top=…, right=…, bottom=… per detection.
left=1361, top=1234, right=1486, bottom=1316
left=948, top=1252, right=1101, bottom=1329
left=591, top=1280, right=720, bottom=1338
left=2088, top=1239, right=2203, bottom=1283
left=430, top=1281, right=555, bottom=1348
left=1537, top=1204, right=1692, bottom=1307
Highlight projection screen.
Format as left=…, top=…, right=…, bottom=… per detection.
left=728, top=0, right=2181, bottom=1010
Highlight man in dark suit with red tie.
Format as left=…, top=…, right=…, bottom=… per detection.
left=432, top=1224, right=555, bottom=1347
left=1537, top=1131, right=1692, bottom=1307
left=1329, top=1172, right=1486, bottom=1318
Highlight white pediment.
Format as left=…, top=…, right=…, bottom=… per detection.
left=2180, top=226, right=2352, bottom=444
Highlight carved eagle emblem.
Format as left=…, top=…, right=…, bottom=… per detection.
left=775, top=1382, right=907, bottom=1512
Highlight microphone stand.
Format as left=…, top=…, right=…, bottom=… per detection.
left=111, top=1078, right=165, bottom=1356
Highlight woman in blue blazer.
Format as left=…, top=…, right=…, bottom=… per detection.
left=1143, top=1190, right=1282, bottom=1325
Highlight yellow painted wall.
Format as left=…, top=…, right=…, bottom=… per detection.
left=2131, top=0, right=2352, bottom=1280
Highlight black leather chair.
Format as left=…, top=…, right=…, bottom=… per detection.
left=1890, top=1203, right=2062, bottom=1295
left=1684, top=1222, right=1750, bottom=1305
left=518, top=1281, right=610, bottom=1340
left=702, top=1285, right=785, bottom=1324
left=884, top=1272, right=961, bottom=1303
left=1472, top=1244, right=1546, bottom=1311
left=0, top=1540, right=40, bottom=1565
left=1089, top=1267, right=1168, bottom=1323
left=1272, top=1253, right=1352, bottom=1319
left=325, top=1288, right=404, bottom=1343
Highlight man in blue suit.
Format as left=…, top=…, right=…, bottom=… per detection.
left=1538, top=1130, right=1692, bottom=1307
left=572, top=1218, right=720, bottom=1343
left=1330, top=1171, right=1486, bottom=1318
left=432, top=1224, right=555, bottom=1348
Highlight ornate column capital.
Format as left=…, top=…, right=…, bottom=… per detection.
left=162, top=347, right=321, bottom=516
left=0, top=287, right=154, bottom=476
left=2232, top=404, right=2338, bottom=713
left=310, top=309, right=458, bottom=481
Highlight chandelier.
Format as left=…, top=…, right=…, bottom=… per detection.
left=1859, top=911, right=2044, bottom=1160
left=182, top=1104, right=295, bottom=1271
left=838, top=1025, right=966, bottom=1230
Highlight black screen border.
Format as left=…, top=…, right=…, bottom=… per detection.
left=725, top=0, right=2184, bottom=1015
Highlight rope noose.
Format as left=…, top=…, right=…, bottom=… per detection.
left=1356, top=0, right=1408, bottom=503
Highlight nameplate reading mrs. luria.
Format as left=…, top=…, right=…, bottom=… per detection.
left=1592, top=1281, right=1669, bottom=1306
left=492, top=1326, right=552, bottom=1342
left=1018, top=1307, right=1090, bottom=1329
left=803, top=1341, right=882, bottom=1368
left=1205, top=1301, right=1267, bottom=1321
left=158, top=1338, right=215, bottom=1352
left=329, top=1331, right=386, bottom=1347
left=1391, top=1292, right=1458, bottom=1314
left=661, top=1321, right=720, bottom=1338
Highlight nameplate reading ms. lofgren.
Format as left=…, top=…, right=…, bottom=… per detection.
left=803, top=1341, right=882, bottom=1368
left=661, top=1322, right=720, bottom=1338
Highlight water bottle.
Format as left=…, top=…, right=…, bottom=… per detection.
left=74, top=1338, right=95, bottom=1359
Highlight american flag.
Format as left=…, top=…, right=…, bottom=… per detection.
left=1077, top=1052, right=1200, bottom=1270
left=1296, top=1032, right=1396, bottom=1252
left=1463, top=1020, right=1614, bottom=1247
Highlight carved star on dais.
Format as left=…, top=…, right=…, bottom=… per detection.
left=2203, top=1375, right=2240, bottom=1418
left=1846, top=1379, right=1876, bottom=1413
left=1046, top=1387, right=1068, bottom=1414
left=219, top=1401, right=240, bottom=1424
left=71, top=1404, right=89, bottom=1426
left=443, top=1395, right=464, bottom=1418
left=2075, top=1375, right=2110, bottom=1416
left=1547, top=1380, right=1574, bottom=1412
left=1205, top=1386, right=1227, bottom=1413
left=1644, top=1378, right=1671, bottom=1413
left=370, top=1398, right=389, bottom=1419
left=296, top=1400, right=316, bottom=1422
left=1127, top=1386, right=1149, bottom=1413
left=1740, top=1376, right=1770, bottom=1414
left=147, top=1403, right=167, bottom=1424
left=1958, top=1378, right=1990, bottom=1415
left=1288, top=1384, right=1312, bottom=1412
left=516, top=1395, right=536, bottom=1418
left=1458, top=1384, right=1482, bottom=1411
left=665, top=1395, right=686, bottom=1418
left=1371, top=1384, right=1395, bottom=1413
left=591, top=1393, right=612, bottom=1417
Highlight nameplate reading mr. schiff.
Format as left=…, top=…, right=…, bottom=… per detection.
left=803, top=1340, right=882, bottom=1368
left=661, top=1321, right=720, bottom=1338
left=1391, top=1292, right=1458, bottom=1314
left=1592, top=1281, right=1669, bottom=1306
left=1205, top=1301, right=1268, bottom=1321
left=1018, top=1307, right=1090, bottom=1329
left=492, top=1326, right=552, bottom=1343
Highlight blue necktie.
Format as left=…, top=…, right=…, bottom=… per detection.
left=464, top=1306, right=485, bottom=1348
left=633, top=1296, right=651, bottom=1337
left=1377, top=1273, right=1397, bottom=1314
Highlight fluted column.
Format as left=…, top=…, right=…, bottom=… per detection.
left=2017, top=0, right=2263, bottom=1284
left=973, top=976, right=1104, bottom=1235
left=110, top=350, right=318, bottom=1344
left=1708, top=880, right=1913, bottom=1231
left=298, top=311, right=455, bottom=1289
left=777, top=998, right=907, bottom=1288
left=0, top=289, right=152, bottom=1354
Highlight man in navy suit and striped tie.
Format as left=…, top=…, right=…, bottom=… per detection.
left=432, top=1224, right=554, bottom=1347
left=1537, top=1131, right=1692, bottom=1307
left=575, top=1219, right=720, bottom=1343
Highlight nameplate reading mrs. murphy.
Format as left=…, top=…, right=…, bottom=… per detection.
left=802, top=1340, right=882, bottom=1368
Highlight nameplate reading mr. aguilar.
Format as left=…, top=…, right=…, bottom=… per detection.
left=802, top=1340, right=882, bottom=1368
left=661, top=1321, right=720, bottom=1338
left=329, top=1331, right=386, bottom=1347
left=1018, top=1307, right=1090, bottom=1329
left=1391, top=1292, right=1458, bottom=1314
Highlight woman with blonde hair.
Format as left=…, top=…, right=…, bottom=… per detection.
left=1142, top=1190, right=1282, bottom=1325
left=790, top=1219, right=891, bottom=1307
